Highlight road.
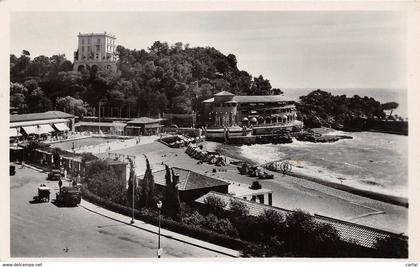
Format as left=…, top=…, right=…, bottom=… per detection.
left=10, top=166, right=227, bottom=258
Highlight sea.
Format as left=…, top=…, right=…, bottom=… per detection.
left=237, top=131, right=408, bottom=198
left=283, top=88, right=408, bottom=119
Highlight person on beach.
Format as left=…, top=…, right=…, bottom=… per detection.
left=58, top=178, right=62, bottom=190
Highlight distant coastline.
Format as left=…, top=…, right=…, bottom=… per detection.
left=283, top=87, right=408, bottom=119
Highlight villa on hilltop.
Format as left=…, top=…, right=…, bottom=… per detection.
left=73, top=32, right=118, bottom=72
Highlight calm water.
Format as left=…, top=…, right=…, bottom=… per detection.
left=50, top=137, right=119, bottom=150
left=283, top=88, right=408, bottom=119
left=238, top=131, right=408, bottom=198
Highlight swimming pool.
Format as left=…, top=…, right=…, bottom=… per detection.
left=50, top=137, right=121, bottom=150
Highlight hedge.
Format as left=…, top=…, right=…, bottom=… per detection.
left=81, top=185, right=253, bottom=253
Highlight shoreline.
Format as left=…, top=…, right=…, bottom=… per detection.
left=107, top=139, right=408, bottom=233
left=215, top=142, right=408, bottom=208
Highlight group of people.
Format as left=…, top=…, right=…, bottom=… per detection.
left=58, top=172, right=79, bottom=190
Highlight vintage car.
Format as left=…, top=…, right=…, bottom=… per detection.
left=37, top=184, right=51, bottom=202
left=47, top=169, right=62, bottom=181
left=56, top=186, right=81, bottom=206
left=10, top=164, right=16, bottom=176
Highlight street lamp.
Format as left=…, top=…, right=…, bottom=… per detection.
left=157, top=200, right=162, bottom=258
left=130, top=155, right=136, bottom=224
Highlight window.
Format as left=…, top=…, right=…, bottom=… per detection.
left=97, top=38, right=100, bottom=44
left=81, top=46, right=84, bottom=52
left=81, top=39, right=84, bottom=44
left=87, top=38, right=91, bottom=44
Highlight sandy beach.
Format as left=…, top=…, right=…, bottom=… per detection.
left=103, top=140, right=407, bottom=235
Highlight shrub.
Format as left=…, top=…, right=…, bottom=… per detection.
left=183, top=210, right=205, bottom=226
left=202, top=213, right=237, bottom=237
left=203, top=195, right=227, bottom=218
left=373, top=234, right=408, bottom=258
left=285, top=210, right=341, bottom=256
left=231, top=215, right=263, bottom=243
left=257, top=209, right=286, bottom=238
left=229, top=198, right=250, bottom=217
left=85, top=160, right=127, bottom=205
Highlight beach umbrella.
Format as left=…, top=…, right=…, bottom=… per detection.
left=242, top=117, right=249, bottom=121
left=250, top=117, right=257, bottom=123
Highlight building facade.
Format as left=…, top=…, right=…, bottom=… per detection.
left=10, top=111, right=75, bottom=143
left=202, top=91, right=303, bottom=134
left=125, top=117, right=165, bottom=136
left=73, top=32, right=117, bottom=72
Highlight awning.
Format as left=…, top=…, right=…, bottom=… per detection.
left=9, top=128, right=21, bottom=137
left=38, top=124, right=55, bottom=134
left=22, top=126, right=38, bottom=135
left=54, top=123, right=70, bottom=131
left=145, top=124, right=162, bottom=129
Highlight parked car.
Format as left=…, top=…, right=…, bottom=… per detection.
left=37, top=184, right=51, bottom=202
left=10, top=164, right=16, bottom=176
left=56, top=186, right=81, bottom=206
left=47, top=169, right=62, bottom=180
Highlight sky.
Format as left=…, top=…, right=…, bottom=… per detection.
left=10, top=11, right=406, bottom=90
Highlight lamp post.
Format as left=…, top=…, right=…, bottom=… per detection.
left=130, top=155, right=136, bottom=224
left=157, top=200, right=162, bottom=258
left=130, top=174, right=135, bottom=224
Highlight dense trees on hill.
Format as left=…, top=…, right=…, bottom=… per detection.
left=10, top=46, right=395, bottom=128
left=10, top=43, right=281, bottom=117
left=296, top=89, right=386, bottom=128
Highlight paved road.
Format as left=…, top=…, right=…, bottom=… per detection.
left=10, top=166, right=226, bottom=258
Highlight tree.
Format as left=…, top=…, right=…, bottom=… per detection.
left=229, top=198, right=249, bottom=217
left=373, top=234, right=408, bottom=258
left=285, top=210, right=341, bottom=256
left=127, top=157, right=141, bottom=209
left=203, top=195, right=226, bottom=218
left=27, top=87, right=52, bottom=113
left=52, top=148, right=62, bottom=168
left=56, top=96, right=89, bottom=116
left=258, top=209, right=285, bottom=238
left=382, top=102, right=399, bottom=117
left=201, top=214, right=237, bottom=236
left=85, top=160, right=127, bottom=205
left=11, top=41, right=292, bottom=118
left=10, top=82, right=28, bottom=111
left=248, top=75, right=272, bottom=95
left=163, top=165, right=181, bottom=220
left=139, top=156, right=155, bottom=208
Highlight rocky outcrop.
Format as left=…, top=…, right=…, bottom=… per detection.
left=294, top=131, right=352, bottom=143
